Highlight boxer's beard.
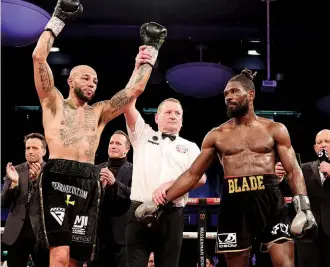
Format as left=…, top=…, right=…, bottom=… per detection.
left=74, top=87, right=94, bottom=103
left=227, top=98, right=249, bottom=118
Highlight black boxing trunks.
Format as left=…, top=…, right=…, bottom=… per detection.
left=37, top=159, right=102, bottom=261
left=216, top=174, right=293, bottom=253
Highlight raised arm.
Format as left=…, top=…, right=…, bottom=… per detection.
left=124, top=100, right=139, bottom=132
left=32, top=0, right=83, bottom=110
left=165, top=130, right=217, bottom=202
left=96, top=22, right=167, bottom=125
left=32, top=31, right=57, bottom=106
left=96, top=58, right=153, bottom=125
left=273, top=122, right=306, bottom=195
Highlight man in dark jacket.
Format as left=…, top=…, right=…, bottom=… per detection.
left=1, top=132, right=49, bottom=267
left=276, top=129, right=330, bottom=267
left=96, top=130, right=132, bottom=267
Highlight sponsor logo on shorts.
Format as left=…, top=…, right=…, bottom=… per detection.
left=72, top=235, right=91, bottom=244
left=271, top=223, right=290, bottom=236
left=227, top=175, right=265, bottom=194
left=51, top=182, right=88, bottom=199
left=72, top=215, right=88, bottom=235
left=217, top=233, right=237, bottom=249
left=65, top=194, right=75, bottom=206
left=176, top=145, right=188, bottom=153
left=50, top=207, right=65, bottom=225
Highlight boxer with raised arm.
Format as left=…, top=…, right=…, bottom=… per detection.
left=31, top=0, right=167, bottom=266
left=162, top=69, right=317, bottom=267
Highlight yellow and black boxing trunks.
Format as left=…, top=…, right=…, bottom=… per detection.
left=216, top=174, right=293, bottom=253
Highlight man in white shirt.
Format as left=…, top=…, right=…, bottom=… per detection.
left=124, top=98, right=207, bottom=267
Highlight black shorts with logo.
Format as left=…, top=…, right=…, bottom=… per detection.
left=37, top=159, right=102, bottom=261
left=216, top=174, right=293, bottom=253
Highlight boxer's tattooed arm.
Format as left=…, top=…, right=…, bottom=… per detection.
left=33, top=31, right=58, bottom=110
left=38, top=63, right=54, bottom=93
left=95, top=63, right=153, bottom=124
left=125, top=64, right=151, bottom=88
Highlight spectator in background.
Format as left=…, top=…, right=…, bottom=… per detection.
left=148, top=252, right=155, bottom=267
left=196, top=254, right=215, bottom=267
left=275, top=129, right=330, bottom=267
left=96, top=130, right=133, bottom=267
left=1, top=133, right=49, bottom=267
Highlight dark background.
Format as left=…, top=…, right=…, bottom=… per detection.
left=1, top=0, right=329, bottom=265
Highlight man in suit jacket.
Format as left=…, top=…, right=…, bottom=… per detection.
left=1, top=132, right=49, bottom=267
left=276, top=129, right=330, bottom=267
left=96, top=130, right=133, bottom=267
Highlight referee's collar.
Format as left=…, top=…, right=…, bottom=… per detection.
left=157, top=131, right=179, bottom=137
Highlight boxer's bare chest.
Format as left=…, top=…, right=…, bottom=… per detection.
left=56, top=103, right=99, bottom=148
left=216, top=124, right=275, bottom=159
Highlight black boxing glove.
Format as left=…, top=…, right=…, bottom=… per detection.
left=45, top=0, right=83, bottom=37
left=135, top=200, right=173, bottom=227
left=291, top=195, right=318, bottom=242
left=139, top=22, right=167, bottom=67
left=140, top=22, right=167, bottom=50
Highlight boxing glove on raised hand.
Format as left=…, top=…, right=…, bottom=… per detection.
left=45, top=0, right=83, bottom=37
left=291, top=195, right=318, bottom=242
left=139, top=22, right=167, bottom=67
left=140, top=22, right=167, bottom=51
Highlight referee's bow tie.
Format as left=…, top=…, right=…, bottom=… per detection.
left=161, top=133, right=176, bottom=141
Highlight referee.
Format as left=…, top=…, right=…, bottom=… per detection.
left=124, top=98, right=207, bottom=267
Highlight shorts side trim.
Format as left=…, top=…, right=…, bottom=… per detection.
left=260, top=237, right=294, bottom=253
left=90, top=179, right=102, bottom=262
left=38, top=173, right=49, bottom=248
left=216, top=246, right=252, bottom=254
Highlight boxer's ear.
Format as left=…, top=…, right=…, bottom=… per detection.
left=248, top=89, right=255, bottom=100
left=67, top=77, right=73, bottom=89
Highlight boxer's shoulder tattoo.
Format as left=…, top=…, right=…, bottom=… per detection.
left=38, top=63, right=54, bottom=93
